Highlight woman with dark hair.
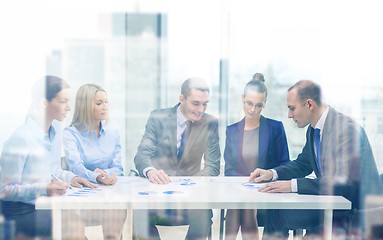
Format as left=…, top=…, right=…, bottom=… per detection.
left=0, top=75, right=95, bottom=239
left=224, top=73, right=290, bottom=240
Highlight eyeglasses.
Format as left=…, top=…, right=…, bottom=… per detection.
left=243, top=100, right=265, bottom=109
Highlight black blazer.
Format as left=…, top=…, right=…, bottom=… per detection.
left=224, top=116, right=290, bottom=176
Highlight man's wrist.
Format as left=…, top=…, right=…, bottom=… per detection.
left=143, top=167, right=156, bottom=178
left=270, top=169, right=278, bottom=181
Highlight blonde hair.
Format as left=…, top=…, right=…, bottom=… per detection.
left=71, top=84, right=107, bottom=135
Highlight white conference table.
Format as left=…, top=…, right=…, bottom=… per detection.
left=36, top=176, right=351, bottom=240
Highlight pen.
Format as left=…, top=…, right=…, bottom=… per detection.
left=51, top=174, right=71, bottom=189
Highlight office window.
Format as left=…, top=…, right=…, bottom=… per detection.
left=1, top=1, right=383, bottom=239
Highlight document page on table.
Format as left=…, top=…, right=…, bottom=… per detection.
left=135, top=177, right=203, bottom=196
left=64, top=187, right=103, bottom=197
left=209, top=177, right=265, bottom=191
left=63, top=177, right=146, bottom=197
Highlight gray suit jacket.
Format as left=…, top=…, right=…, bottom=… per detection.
left=275, top=106, right=382, bottom=210
left=134, top=104, right=221, bottom=177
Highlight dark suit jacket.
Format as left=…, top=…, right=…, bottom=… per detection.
left=275, top=106, right=382, bottom=210
left=134, top=104, right=221, bottom=177
left=224, top=116, right=290, bottom=176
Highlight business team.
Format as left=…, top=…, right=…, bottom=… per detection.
left=1, top=75, right=382, bottom=239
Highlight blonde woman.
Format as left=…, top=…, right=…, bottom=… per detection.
left=64, top=84, right=125, bottom=239
left=64, top=84, right=123, bottom=184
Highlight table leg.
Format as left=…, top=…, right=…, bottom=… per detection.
left=52, top=208, right=62, bottom=240
left=324, top=209, right=333, bottom=240
left=122, top=209, right=133, bottom=240
left=219, top=209, right=225, bottom=240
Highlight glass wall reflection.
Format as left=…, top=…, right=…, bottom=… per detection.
left=1, top=1, right=383, bottom=239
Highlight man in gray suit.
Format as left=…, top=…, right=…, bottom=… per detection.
left=249, top=80, right=382, bottom=238
left=133, top=77, right=221, bottom=240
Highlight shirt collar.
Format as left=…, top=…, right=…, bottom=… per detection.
left=79, top=121, right=106, bottom=136
left=313, top=105, right=329, bottom=134
left=49, top=122, right=57, bottom=141
left=26, top=115, right=57, bottom=141
left=177, top=105, right=188, bottom=127
left=99, top=121, right=106, bottom=135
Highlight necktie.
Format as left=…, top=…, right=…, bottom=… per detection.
left=313, top=128, right=322, bottom=174
left=178, top=120, right=191, bottom=160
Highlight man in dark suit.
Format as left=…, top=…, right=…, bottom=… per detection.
left=133, top=77, right=221, bottom=240
left=249, top=80, right=382, bottom=237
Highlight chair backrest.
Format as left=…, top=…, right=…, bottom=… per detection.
left=61, top=156, right=69, bottom=170
left=129, top=169, right=139, bottom=176
left=0, top=200, right=16, bottom=239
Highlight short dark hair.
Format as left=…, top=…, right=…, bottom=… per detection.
left=244, top=73, right=268, bottom=98
left=288, top=80, right=322, bottom=106
left=32, top=75, right=70, bottom=102
left=181, top=77, right=210, bottom=98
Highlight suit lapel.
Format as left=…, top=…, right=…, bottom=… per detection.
left=320, top=106, right=335, bottom=176
left=168, top=105, right=179, bottom=166
left=258, top=116, right=269, bottom=169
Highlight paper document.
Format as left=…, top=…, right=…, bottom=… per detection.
left=209, top=177, right=249, bottom=183
left=65, top=187, right=102, bottom=197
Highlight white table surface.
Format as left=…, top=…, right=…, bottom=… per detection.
left=35, top=176, right=351, bottom=239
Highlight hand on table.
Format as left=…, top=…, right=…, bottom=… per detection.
left=94, top=168, right=117, bottom=185
left=259, top=180, right=292, bottom=193
left=96, top=172, right=117, bottom=185
left=249, top=168, right=273, bottom=183
left=46, top=181, right=70, bottom=196
left=147, top=169, right=171, bottom=184
left=71, top=176, right=98, bottom=188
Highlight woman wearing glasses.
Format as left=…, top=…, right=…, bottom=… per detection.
left=64, top=83, right=125, bottom=239
left=224, top=73, right=290, bottom=240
